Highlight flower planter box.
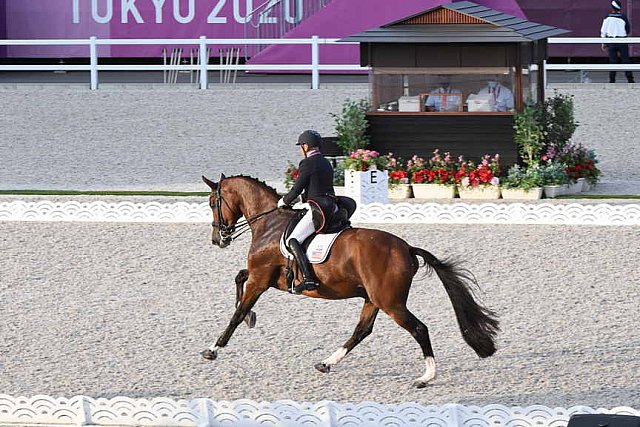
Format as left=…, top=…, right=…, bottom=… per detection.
left=412, top=183, right=456, bottom=199
left=501, top=187, right=543, bottom=200
left=543, top=184, right=568, bottom=198
left=566, top=180, right=583, bottom=195
left=458, top=185, right=501, bottom=200
left=388, top=184, right=413, bottom=199
left=582, top=179, right=596, bottom=192
left=577, top=177, right=587, bottom=192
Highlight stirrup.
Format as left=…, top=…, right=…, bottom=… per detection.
left=294, top=279, right=318, bottom=294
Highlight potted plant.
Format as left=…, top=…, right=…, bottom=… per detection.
left=410, top=150, right=456, bottom=199
left=500, top=165, right=544, bottom=200
left=579, top=150, right=602, bottom=191
left=343, top=149, right=389, bottom=204
left=456, top=154, right=502, bottom=199
left=541, top=92, right=578, bottom=152
left=330, top=98, right=371, bottom=154
left=557, top=143, right=603, bottom=194
left=514, top=104, right=546, bottom=168
left=343, top=148, right=385, bottom=172
left=283, top=161, right=299, bottom=190
left=384, top=152, right=412, bottom=199
left=540, top=162, right=570, bottom=198
left=332, top=158, right=346, bottom=188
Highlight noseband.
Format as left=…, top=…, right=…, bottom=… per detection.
left=210, top=185, right=235, bottom=245
left=210, top=181, right=278, bottom=245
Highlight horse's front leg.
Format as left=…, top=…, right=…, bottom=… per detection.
left=201, top=278, right=267, bottom=361
left=234, top=269, right=256, bottom=328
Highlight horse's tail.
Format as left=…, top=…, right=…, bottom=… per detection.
left=411, top=247, right=500, bottom=358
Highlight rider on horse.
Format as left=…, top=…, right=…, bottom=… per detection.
left=277, top=130, right=335, bottom=294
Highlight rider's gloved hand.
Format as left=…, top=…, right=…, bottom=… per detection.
left=277, top=197, right=288, bottom=208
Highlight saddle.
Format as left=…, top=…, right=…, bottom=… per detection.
left=279, top=195, right=356, bottom=264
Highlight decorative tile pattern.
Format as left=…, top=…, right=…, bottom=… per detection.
left=1, top=200, right=639, bottom=225
left=355, top=202, right=640, bottom=225
left=0, top=395, right=638, bottom=427
left=0, top=201, right=210, bottom=223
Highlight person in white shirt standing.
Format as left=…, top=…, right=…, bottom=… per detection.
left=601, top=0, right=635, bottom=83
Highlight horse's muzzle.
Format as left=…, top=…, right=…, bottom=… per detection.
left=213, top=238, right=231, bottom=248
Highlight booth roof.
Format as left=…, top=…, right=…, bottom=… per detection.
left=340, top=1, right=570, bottom=43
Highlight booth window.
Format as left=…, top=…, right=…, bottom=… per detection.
left=371, top=68, right=517, bottom=113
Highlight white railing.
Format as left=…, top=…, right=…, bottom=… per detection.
left=0, top=36, right=367, bottom=90
left=545, top=37, right=640, bottom=85
left=3, top=36, right=638, bottom=89
left=0, top=394, right=638, bottom=427
left=2, top=200, right=640, bottom=226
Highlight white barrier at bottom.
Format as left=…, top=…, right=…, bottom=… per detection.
left=0, top=395, right=638, bottom=427
left=1, top=200, right=640, bottom=225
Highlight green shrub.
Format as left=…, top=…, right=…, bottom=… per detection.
left=502, top=165, right=544, bottom=190
left=540, top=162, right=570, bottom=186
left=542, top=92, right=578, bottom=150
left=333, top=159, right=346, bottom=186
left=330, top=99, right=370, bottom=153
left=514, top=105, right=546, bottom=167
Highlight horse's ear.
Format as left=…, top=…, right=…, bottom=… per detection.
left=202, top=175, right=217, bottom=190
left=220, top=172, right=226, bottom=180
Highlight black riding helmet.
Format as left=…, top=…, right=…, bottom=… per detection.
left=297, top=130, right=322, bottom=147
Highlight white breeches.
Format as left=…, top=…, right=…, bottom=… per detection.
left=288, top=205, right=315, bottom=244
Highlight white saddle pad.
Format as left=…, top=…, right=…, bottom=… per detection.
left=280, top=230, right=345, bottom=264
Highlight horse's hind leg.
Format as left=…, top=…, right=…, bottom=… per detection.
left=315, top=300, right=379, bottom=373
left=385, top=306, right=436, bottom=388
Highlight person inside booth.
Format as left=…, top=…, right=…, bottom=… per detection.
left=477, top=75, right=514, bottom=112
left=424, top=76, right=463, bottom=112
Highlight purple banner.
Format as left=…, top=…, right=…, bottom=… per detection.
left=0, top=0, right=6, bottom=57
left=2, top=0, right=635, bottom=59
left=2, top=0, right=307, bottom=57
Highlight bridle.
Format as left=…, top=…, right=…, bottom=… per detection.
left=210, top=180, right=278, bottom=245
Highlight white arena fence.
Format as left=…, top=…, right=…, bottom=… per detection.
left=0, top=394, right=638, bottom=427
left=1, top=200, right=640, bottom=225
left=0, top=36, right=365, bottom=90
left=1, top=37, right=640, bottom=89
left=545, top=37, right=640, bottom=86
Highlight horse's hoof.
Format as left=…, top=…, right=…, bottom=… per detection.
left=245, top=311, right=257, bottom=329
left=201, top=349, right=217, bottom=361
left=413, top=380, right=431, bottom=389
left=314, top=362, right=331, bottom=373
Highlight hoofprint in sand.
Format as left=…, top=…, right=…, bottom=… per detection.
left=1, top=221, right=638, bottom=408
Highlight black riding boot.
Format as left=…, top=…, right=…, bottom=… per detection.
left=287, top=238, right=319, bottom=293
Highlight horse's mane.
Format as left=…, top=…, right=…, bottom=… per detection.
left=227, top=175, right=280, bottom=198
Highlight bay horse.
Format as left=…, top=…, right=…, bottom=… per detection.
left=201, top=174, right=499, bottom=387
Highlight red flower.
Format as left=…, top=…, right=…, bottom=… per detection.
left=389, top=170, right=408, bottom=183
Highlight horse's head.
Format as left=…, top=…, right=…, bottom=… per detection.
left=202, top=173, right=242, bottom=248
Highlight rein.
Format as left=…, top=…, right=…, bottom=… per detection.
left=210, top=183, right=278, bottom=244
